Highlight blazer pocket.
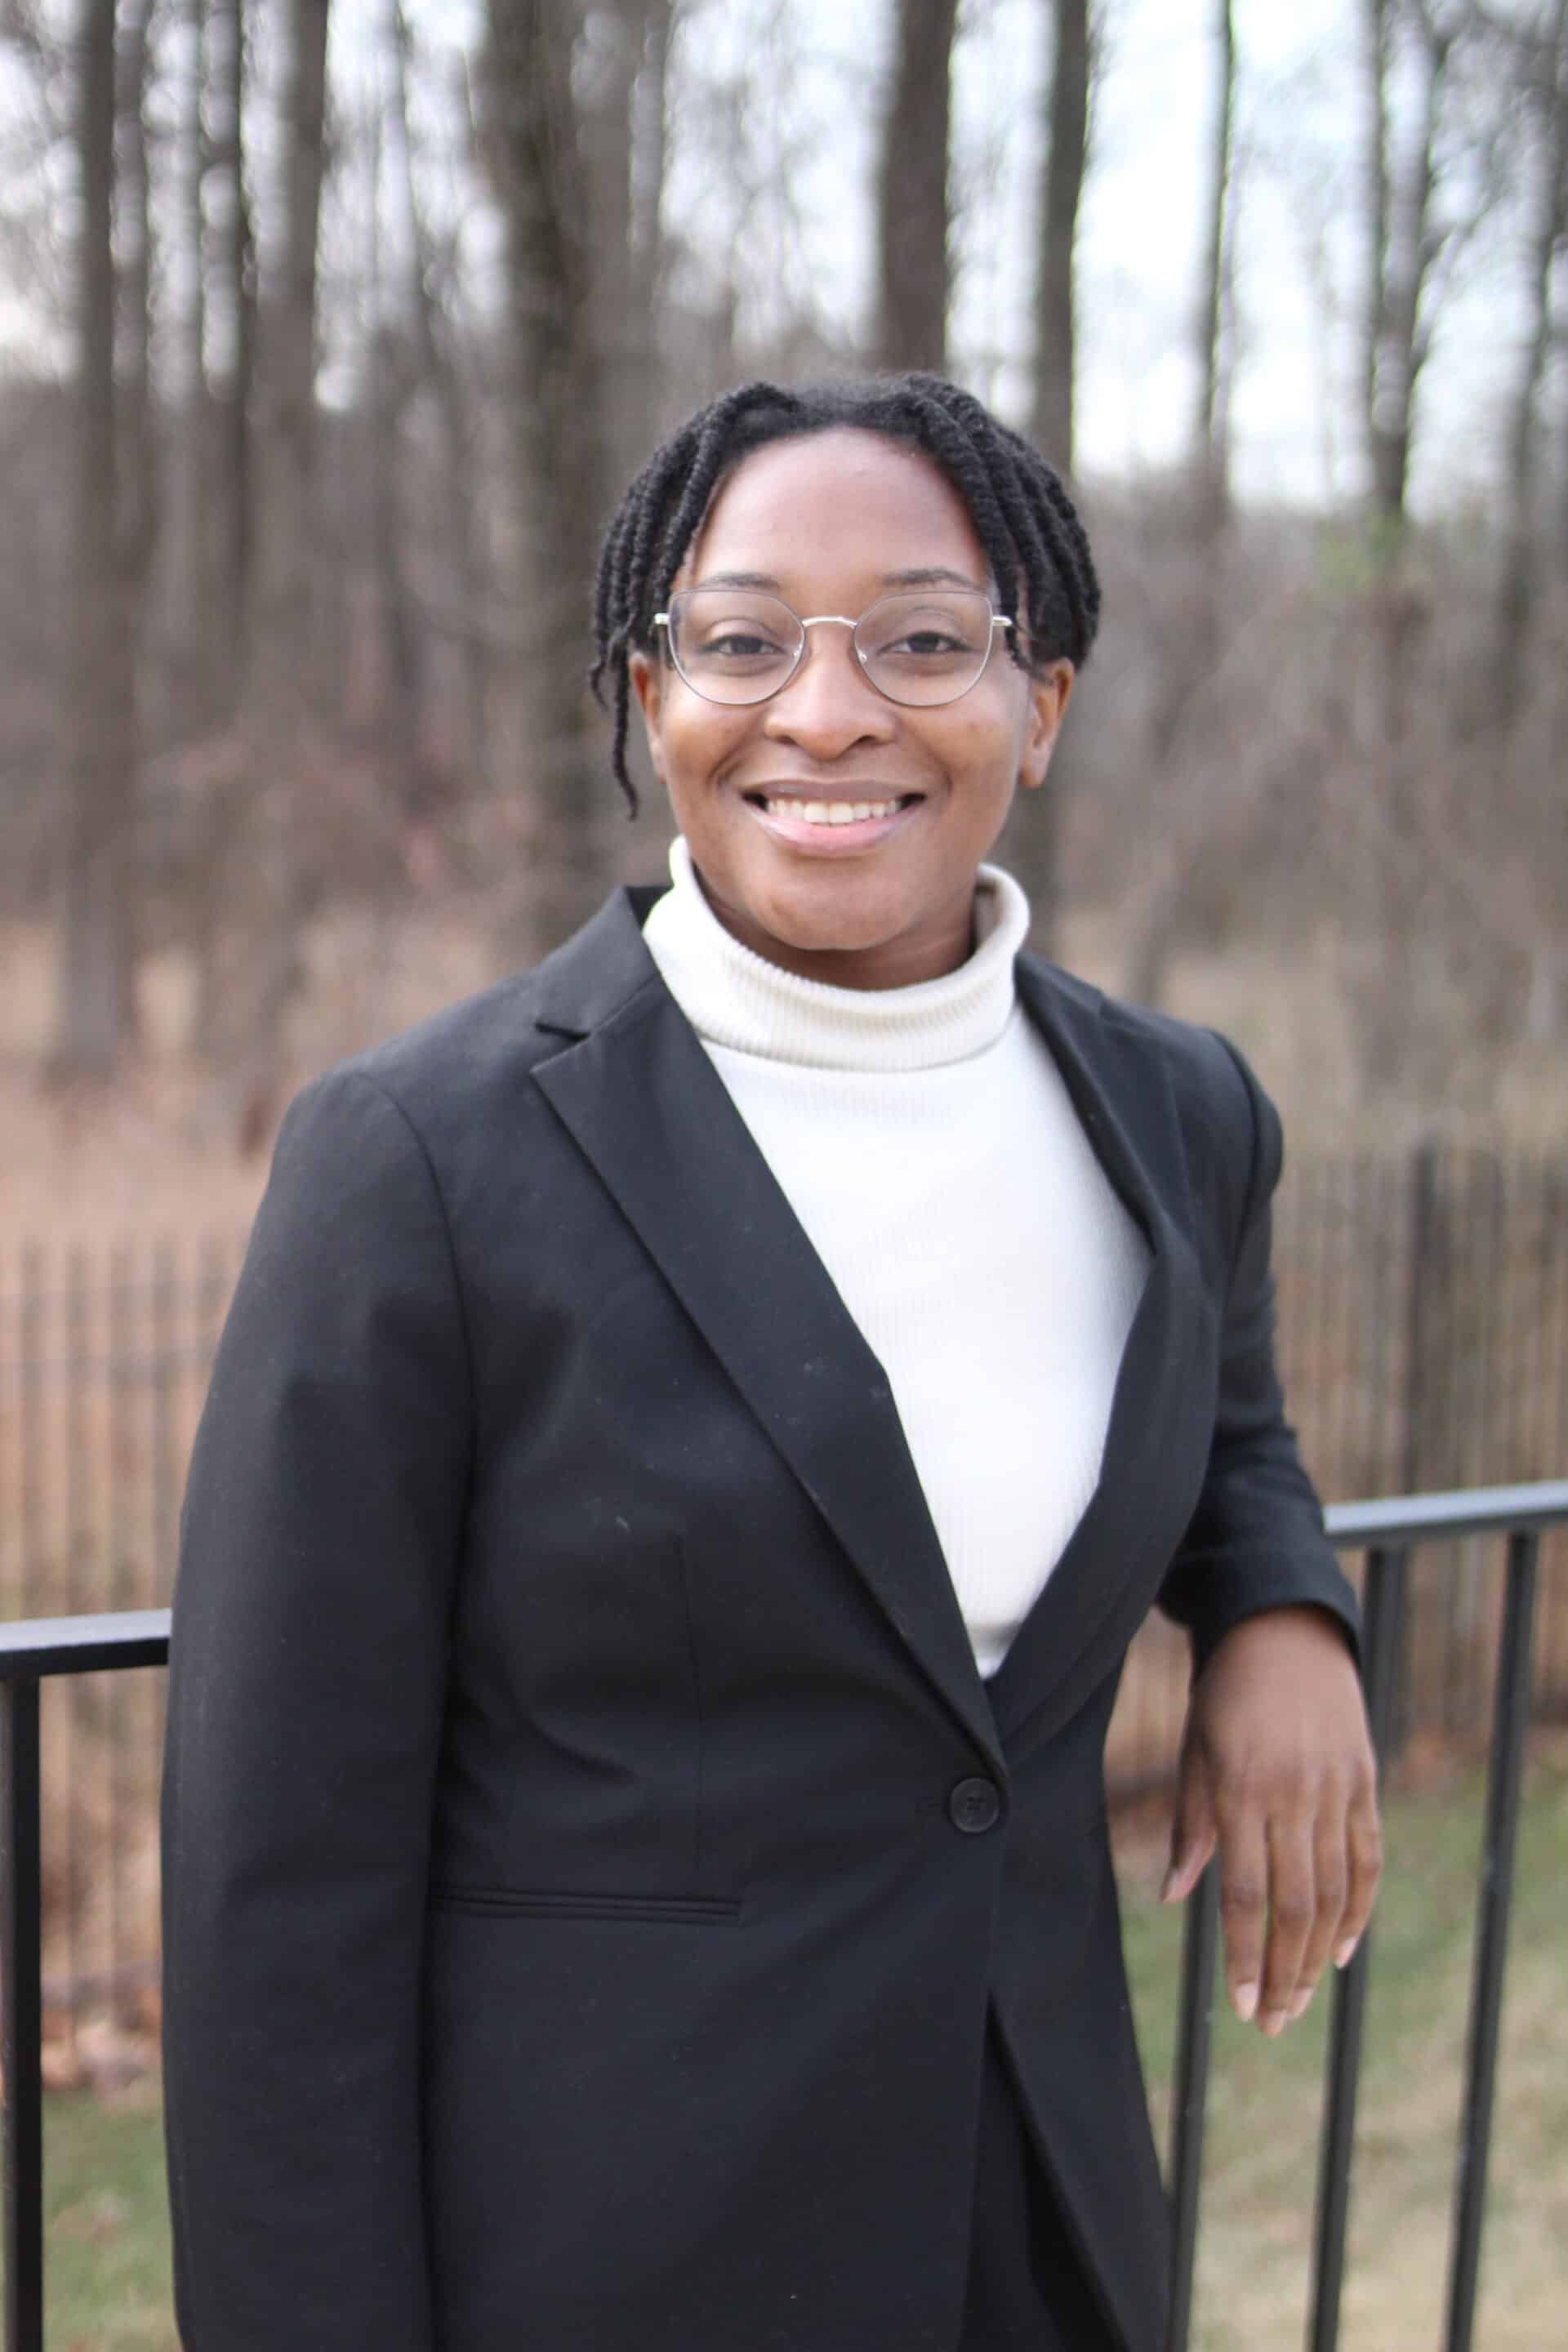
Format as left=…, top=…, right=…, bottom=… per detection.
left=429, top=1886, right=741, bottom=1925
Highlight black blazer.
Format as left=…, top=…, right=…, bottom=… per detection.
left=162, top=884, right=1357, bottom=2352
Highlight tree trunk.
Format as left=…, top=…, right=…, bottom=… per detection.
left=207, top=0, right=253, bottom=697
left=581, top=0, right=665, bottom=492
left=875, top=0, right=959, bottom=373
left=116, top=0, right=156, bottom=577
left=1192, top=0, right=1235, bottom=535
left=630, top=0, right=670, bottom=275
left=55, top=0, right=139, bottom=1080
left=1360, top=0, right=1450, bottom=741
left=1493, top=1, right=1568, bottom=731
left=194, top=0, right=331, bottom=1119
left=629, top=0, right=671, bottom=447
left=246, top=0, right=330, bottom=715
left=387, top=0, right=492, bottom=800
left=1018, top=0, right=1093, bottom=959
left=484, top=0, right=610, bottom=951
left=1362, top=0, right=1455, bottom=530
left=1031, top=0, right=1089, bottom=470
left=167, top=0, right=212, bottom=729
left=1361, top=0, right=1396, bottom=521
left=364, top=67, right=420, bottom=796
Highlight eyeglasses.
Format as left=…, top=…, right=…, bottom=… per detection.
left=652, top=586, right=1015, bottom=709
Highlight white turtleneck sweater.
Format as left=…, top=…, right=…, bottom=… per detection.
left=642, top=839, right=1150, bottom=1677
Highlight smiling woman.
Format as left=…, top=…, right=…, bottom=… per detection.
left=162, top=372, right=1381, bottom=2352
left=626, top=429, right=1071, bottom=988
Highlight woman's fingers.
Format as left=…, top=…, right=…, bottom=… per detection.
left=1161, top=1755, right=1218, bottom=1906
left=1214, top=1768, right=1382, bottom=2031
left=1335, top=1778, right=1385, bottom=1968
left=1254, top=1811, right=1319, bottom=2034
left=1214, top=1793, right=1269, bottom=2024
left=1294, top=1797, right=1353, bottom=2003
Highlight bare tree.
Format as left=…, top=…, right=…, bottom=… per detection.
left=1016, top=0, right=1097, bottom=959
left=1121, top=0, right=1241, bottom=1009
left=631, top=0, right=671, bottom=283
left=1358, top=0, right=1481, bottom=741
left=192, top=0, right=332, bottom=1119
left=1493, top=0, right=1568, bottom=728
left=166, top=0, right=212, bottom=723
left=483, top=0, right=611, bottom=948
left=246, top=0, right=331, bottom=714
left=207, top=0, right=254, bottom=691
left=1031, top=0, right=1090, bottom=470
left=117, top=0, right=156, bottom=565
left=875, top=0, right=960, bottom=372
left=581, top=0, right=673, bottom=489
left=385, top=0, right=492, bottom=799
left=1192, top=0, right=1236, bottom=534
left=1363, top=0, right=1445, bottom=532
left=363, top=54, right=421, bottom=804
left=55, top=0, right=138, bottom=1078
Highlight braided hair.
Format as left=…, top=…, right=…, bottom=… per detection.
left=590, top=372, right=1102, bottom=814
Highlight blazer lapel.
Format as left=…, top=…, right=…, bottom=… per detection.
left=530, top=893, right=1004, bottom=1776
left=985, top=961, right=1218, bottom=1749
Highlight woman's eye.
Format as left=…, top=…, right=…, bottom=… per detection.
left=864, top=596, right=987, bottom=666
left=892, top=628, right=963, bottom=656
left=702, top=631, right=784, bottom=660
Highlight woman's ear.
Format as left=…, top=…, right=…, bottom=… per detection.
left=628, top=650, right=666, bottom=786
left=1018, top=660, right=1075, bottom=792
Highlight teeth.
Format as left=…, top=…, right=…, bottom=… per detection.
left=764, top=798, right=900, bottom=826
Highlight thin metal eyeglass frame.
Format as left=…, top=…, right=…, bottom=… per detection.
left=650, top=592, right=1016, bottom=710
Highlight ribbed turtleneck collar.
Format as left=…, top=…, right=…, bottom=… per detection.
left=641, top=836, right=1031, bottom=1073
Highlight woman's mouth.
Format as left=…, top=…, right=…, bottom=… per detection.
left=762, top=795, right=906, bottom=826
left=742, top=791, right=922, bottom=847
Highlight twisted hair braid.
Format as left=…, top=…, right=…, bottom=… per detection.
left=589, top=372, right=1100, bottom=814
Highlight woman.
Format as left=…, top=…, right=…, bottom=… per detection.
left=163, top=374, right=1381, bottom=2352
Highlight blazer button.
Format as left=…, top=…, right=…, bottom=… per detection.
left=948, top=1776, right=1002, bottom=1834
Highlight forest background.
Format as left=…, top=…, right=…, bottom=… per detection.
left=1, top=0, right=1565, bottom=1231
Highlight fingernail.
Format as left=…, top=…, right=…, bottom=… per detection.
left=1234, top=1981, right=1258, bottom=2023
left=1288, top=1987, right=1312, bottom=2021
left=1263, top=2007, right=1288, bottom=2038
left=1160, top=1867, right=1178, bottom=1903
left=1334, top=1937, right=1359, bottom=1969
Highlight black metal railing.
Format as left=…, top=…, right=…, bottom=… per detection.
left=0, top=1482, right=1564, bottom=2352
left=0, top=1609, right=170, bottom=2352
left=1166, top=1478, right=1568, bottom=2352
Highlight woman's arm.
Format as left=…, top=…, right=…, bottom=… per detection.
left=162, top=1070, right=470, bottom=2350
left=1156, top=1045, right=1382, bottom=2034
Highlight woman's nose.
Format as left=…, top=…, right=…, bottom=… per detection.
left=760, top=625, right=897, bottom=758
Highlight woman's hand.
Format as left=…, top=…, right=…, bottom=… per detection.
left=1160, top=1606, right=1383, bottom=2034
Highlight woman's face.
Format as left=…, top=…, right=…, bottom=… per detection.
left=630, top=428, right=1072, bottom=989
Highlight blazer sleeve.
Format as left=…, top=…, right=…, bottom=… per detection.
left=162, top=1069, right=470, bottom=2350
left=1156, top=1040, right=1360, bottom=1676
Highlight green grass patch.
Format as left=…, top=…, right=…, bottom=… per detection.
left=33, top=2088, right=175, bottom=2350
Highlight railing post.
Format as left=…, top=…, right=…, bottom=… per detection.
left=1443, top=1528, right=1539, bottom=2352
left=1165, top=1859, right=1221, bottom=2352
left=0, top=1677, right=44, bottom=2352
left=1306, top=1544, right=1407, bottom=2352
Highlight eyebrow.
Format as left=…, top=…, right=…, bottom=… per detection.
left=693, top=565, right=987, bottom=593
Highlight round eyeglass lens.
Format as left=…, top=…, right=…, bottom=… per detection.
left=853, top=589, right=999, bottom=705
left=665, top=590, right=804, bottom=704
